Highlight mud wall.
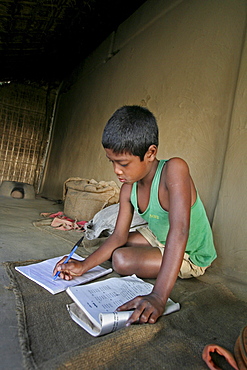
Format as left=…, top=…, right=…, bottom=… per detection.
left=42, top=0, right=247, bottom=281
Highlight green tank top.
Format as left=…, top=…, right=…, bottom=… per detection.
left=130, top=160, right=217, bottom=267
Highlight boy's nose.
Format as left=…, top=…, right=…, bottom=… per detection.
left=113, top=164, right=123, bottom=175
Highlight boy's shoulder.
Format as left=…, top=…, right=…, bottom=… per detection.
left=161, top=157, right=191, bottom=186
left=164, top=157, right=190, bottom=173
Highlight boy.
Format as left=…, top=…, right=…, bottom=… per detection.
left=54, top=105, right=217, bottom=325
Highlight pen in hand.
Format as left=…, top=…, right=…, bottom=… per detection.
left=53, top=235, right=84, bottom=280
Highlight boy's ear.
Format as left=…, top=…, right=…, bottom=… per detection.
left=146, top=145, right=157, bottom=160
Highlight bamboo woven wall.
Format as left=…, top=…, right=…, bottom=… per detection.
left=0, top=83, right=55, bottom=192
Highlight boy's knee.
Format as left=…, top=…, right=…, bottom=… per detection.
left=112, top=249, right=129, bottom=275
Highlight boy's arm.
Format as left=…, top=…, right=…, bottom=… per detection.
left=119, top=158, right=192, bottom=324
left=152, top=157, right=191, bottom=300
left=53, top=183, right=134, bottom=279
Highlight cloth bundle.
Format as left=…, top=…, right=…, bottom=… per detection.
left=84, top=203, right=147, bottom=240
left=39, top=212, right=86, bottom=231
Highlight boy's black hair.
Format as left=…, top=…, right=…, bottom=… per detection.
left=102, top=105, right=159, bottom=160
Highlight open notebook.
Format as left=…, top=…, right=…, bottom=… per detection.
left=15, top=254, right=112, bottom=294
left=66, top=275, right=180, bottom=336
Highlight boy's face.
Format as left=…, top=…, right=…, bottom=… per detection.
left=105, top=148, right=155, bottom=185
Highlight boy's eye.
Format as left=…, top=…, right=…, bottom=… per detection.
left=108, top=159, right=128, bottom=167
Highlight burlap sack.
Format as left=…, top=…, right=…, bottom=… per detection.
left=63, top=177, right=120, bottom=221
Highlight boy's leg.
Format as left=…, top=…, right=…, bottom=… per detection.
left=125, top=226, right=209, bottom=279
left=137, top=226, right=210, bottom=279
left=112, top=230, right=163, bottom=278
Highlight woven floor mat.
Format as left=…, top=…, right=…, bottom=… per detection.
left=5, top=259, right=247, bottom=370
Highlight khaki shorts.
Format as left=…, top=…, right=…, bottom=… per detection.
left=137, top=226, right=209, bottom=279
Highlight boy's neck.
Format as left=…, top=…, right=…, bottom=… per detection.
left=138, top=158, right=159, bottom=187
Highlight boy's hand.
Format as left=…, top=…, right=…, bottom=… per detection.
left=117, top=291, right=165, bottom=325
left=53, top=257, right=84, bottom=280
